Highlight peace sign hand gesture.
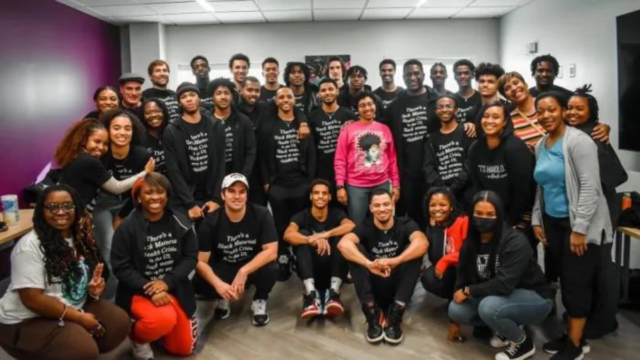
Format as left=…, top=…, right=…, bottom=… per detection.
left=87, top=263, right=106, bottom=299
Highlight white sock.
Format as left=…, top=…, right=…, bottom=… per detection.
left=330, top=277, right=342, bottom=293
left=303, top=279, right=316, bottom=294
left=395, top=300, right=406, bottom=307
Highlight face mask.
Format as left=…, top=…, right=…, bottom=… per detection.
left=473, top=217, right=497, bottom=234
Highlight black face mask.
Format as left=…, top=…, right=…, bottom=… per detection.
left=473, top=217, right=497, bottom=234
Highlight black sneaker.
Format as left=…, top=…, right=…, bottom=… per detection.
left=323, top=289, right=344, bottom=318
left=495, top=335, right=535, bottom=360
left=550, top=340, right=584, bottom=360
left=301, top=291, right=321, bottom=320
left=277, top=255, right=291, bottom=282
left=383, top=303, right=406, bottom=344
left=362, top=303, right=384, bottom=343
left=543, top=334, right=590, bottom=355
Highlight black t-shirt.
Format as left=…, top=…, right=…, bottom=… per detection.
left=309, top=106, right=355, bottom=183
left=143, top=212, right=179, bottom=280
left=353, top=217, right=420, bottom=259
left=291, top=207, right=348, bottom=235
left=105, top=146, right=150, bottom=182
left=214, top=116, right=234, bottom=173
left=374, top=86, right=404, bottom=111
left=260, top=85, right=283, bottom=103
left=144, top=133, right=165, bottom=174
left=198, top=204, right=278, bottom=265
left=272, top=117, right=305, bottom=186
left=475, top=242, right=494, bottom=281
left=60, top=153, right=112, bottom=212
left=387, top=92, right=436, bottom=173
left=142, top=88, right=180, bottom=122
left=430, top=125, right=469, bottom=186
left=295, top=92, right=310, bottom=115
left=181, top=118, right=210, bottom=200
left=454, top=91, right=482, bottom=124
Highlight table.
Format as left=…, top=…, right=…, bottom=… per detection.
left=0, top=209, right=34, bottom=248
left=615, top=226, right=640, bottom=301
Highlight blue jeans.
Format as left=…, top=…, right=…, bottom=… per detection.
left=345, top=181, right=390, bottom=226
left=448, top=289, right=552, bottom=342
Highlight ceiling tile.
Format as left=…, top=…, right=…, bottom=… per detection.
left=407, top=7, right=460, bottom=18
left=263, top=10, right=312, bottom=22
left=90, top=4, right=157, bottom=16
left=314, top=0, right=366, bottom=10
left=470, top=0, right=526, bottom=6
left=256, top=0, right=311, bottom=11
left=453, top=6, right=513, bottom=17
left=78, top=0, right=138, bottom=5
left=163, top=12, right=220, bottom=23
left=56, top=0, right=84, bottom=8
left=115, top=14, right=164, bottom=22
left=313, top=9, right=361, bottom=21
left=139, top=0, right=194, bottom=3
left=209, top=1, right=259, bottom=12
left=422, top=0, right=474, bottom=6
left=367, top=0, right=421, bottom=8
left=361, top=8, right=412, bottom=20
left=147, top=2, right=205, bottom=14
left=214, top=11, right=266, bottom=22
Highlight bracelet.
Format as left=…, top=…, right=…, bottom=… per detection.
left=58, top=304, right=69, bottom=327
left=300, top=123, right=309, bottom=127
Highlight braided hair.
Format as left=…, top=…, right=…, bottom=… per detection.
left=33, top=184, right=100, bottom=286
left=571, top=84, right=599, bottom=124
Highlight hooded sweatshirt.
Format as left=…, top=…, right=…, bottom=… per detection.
left=211, top=107, right=256, bottom=177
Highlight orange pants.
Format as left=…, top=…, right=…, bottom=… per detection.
left=130, top=294, right=198, bottom=356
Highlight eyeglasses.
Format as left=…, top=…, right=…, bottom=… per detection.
left=44, top=202, right=76, bottom=214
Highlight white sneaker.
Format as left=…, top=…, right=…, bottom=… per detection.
left=132, top=342, right=154, bottom=360
left=215, top=299, right=230, bottom=319
left=491, top=333, right=510, bottom=348
left=251, top=299, right=270, bottom=326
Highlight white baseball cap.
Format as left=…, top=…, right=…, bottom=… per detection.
left=222, top=173, right=249, bottom=190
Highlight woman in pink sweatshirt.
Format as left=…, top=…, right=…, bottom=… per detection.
left=334, top=91, right=400, bottom=225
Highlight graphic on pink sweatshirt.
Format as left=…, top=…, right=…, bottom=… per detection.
left=357, top=131, right=385, bottom=170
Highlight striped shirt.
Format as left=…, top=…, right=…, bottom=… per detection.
left=510, top=109, right=546, bottom=147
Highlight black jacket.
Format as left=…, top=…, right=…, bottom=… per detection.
left=162, top=112, right=226, bottom=209
left=111, top=209, right=198, bottom=317
left=456, top=224, right=549, bottom=298
left=423, top=126, right=473, bottom=194
left=213, top=107, right=257, bottom=177
left=258, top=111, right=316, bottom=186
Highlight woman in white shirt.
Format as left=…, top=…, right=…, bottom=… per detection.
left=0, top=184, right=129, bottom=360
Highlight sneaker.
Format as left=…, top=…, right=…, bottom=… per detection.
left=251, top=299, right=270, bottom=326
left=323, top=289, right=344, bottom=318
left=277, top=255, right=291, bottom=282
left=301, top=291, right=322, bottom=320
left=132, top=342, right=154, bottom=360
left=214, top=299, right=230, bottom=320
left=362, top=303, right=384, bottom=343
left=550, top=341, right=584, bottom=360
left=490, top=333, right=510, bottom=348
left=543, top=334, right=590, bottom=355
left=383, top=303, right=406, bottom=344
left=495, top=335, right=535, bottom=360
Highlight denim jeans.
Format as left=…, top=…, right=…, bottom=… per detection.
left=345, top=181, right=390, bottom=226
left=448, top=288, right=552, bottom=342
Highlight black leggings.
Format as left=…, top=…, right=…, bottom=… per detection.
left=420, top=265, right=457, bottom=301
left=294, top=230, right=348, bottom=291
left=543, top=214, right=601, bottom=318
left=267, top=183, right=309, bottom=256
left=348, top=244, right=421, bottom=309
left=193, top=261, right=278, bottom=300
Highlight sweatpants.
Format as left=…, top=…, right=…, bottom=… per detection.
left=348, top=244, right=421, bottom=310
left=294, top=230, right=348, bottom=291
left=543, top=214, right=602, bottom=318
left=397, top=172, right=427, bottom=229
left=193, top=261, right=278, bottom=301
left=267, top=182, right=309, bottom=257
left=0, top=299, right=130, bottom=360
left=420, top=265, right=457, bottom=301
left=130, top=294, right=197, bottom=356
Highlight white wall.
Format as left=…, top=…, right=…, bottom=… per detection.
left=129, top=23, right=166, bottom=86
left=500, top=0, right=640, bottom=266
left=164, top=19, right=500, bottom=90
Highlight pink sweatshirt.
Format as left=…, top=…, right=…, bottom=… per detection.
left=334, top=121, right=400, bottom=188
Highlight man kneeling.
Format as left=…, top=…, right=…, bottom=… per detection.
left=338, top=189, right=428, bottom=344
left=284, top=179, right=355, bottom=319
left=194, top=173, right=278, bottom=326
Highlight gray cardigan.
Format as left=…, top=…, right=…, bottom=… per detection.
left=532, top=126, right=612, bottom=245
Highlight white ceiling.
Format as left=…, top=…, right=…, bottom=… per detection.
left=56, top=0, right=536, bottom=25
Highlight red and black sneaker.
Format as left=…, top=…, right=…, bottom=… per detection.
left=301, top=291, right=321, bottom=320
left=323, top=289, right=344, bottom=318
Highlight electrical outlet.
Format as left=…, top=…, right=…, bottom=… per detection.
left=569, top=64, right=576, bottom=78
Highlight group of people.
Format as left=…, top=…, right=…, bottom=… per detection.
left=0, top=52, right=628, bottom=360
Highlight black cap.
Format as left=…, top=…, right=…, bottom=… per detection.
left=176, top=82, right=200, bottom=99
left=118, top=73, right=145, bottom=85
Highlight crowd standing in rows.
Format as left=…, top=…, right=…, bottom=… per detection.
left=0, top=53, right=628, bottom=360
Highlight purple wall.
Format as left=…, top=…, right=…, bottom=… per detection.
left=0, top=0, right=121, bottom=202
